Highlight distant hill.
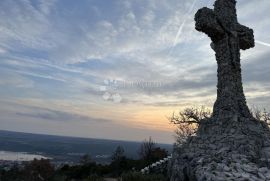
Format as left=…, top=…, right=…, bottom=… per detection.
left=0, top=130, right=172, bottom=164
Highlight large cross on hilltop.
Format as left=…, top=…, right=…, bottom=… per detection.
left=195, top=0, right=255, bottom=120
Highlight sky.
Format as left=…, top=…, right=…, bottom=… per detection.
left=0, top=0, right=270, bottom=144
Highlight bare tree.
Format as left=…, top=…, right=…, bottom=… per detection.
left=174, top=123, right=197, bottom=146
left=138, top=137, right=156, bottom=161
left=169, top=106, right=211, bottom=125
left=111, top=146, right=125, bottom=162
left=250, top=107, right=270, bottom=125
left=169, top=106, right=211, bottom=145
left=111, top=146, right=126, bottom=176
left=170, top=106, right=270, bottom=145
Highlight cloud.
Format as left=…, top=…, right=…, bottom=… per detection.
left=0, top=100, right=174, bottom=143
left=0, top=47, right=6, bottom=54
left=14, top=70, right=66, bottom=82
left=0, top=0, right=52, bottom=50
left=171, top=0, right=198, bottom=48
left=256, top=40, right=270, bottom=48
left=243, top=51, right=270, bottom=84
left=0, top=0, right=270, bottom=143
left=38, top=0, right=58, bottom=15
left=15, top=108, right=110, bottom=123
left=0, top=69, right=34, bottom=88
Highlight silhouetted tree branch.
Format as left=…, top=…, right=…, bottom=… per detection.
left=138, top=137, right=156, bottom=161
left=170, top=106, right=270, bottom=145
left=169, top=106, right=211, bottom=145
left=250, top=107, right=270, bottom=126
left=169, top=106, right=211, bottom=125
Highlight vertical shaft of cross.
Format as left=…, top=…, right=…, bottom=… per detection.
left=212, top=37, right=252, bottom=119
left=195, top=0, right=255, bottom=120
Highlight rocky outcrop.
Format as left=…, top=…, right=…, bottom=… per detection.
left=170, top=0, right=270, bottom=180
left=170, top=117, right=270, bottom=181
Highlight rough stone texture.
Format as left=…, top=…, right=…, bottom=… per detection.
left=170, top=117, right=270, bottom=181
left=195, top=0, right=254, bottom=120
left=170, top=0, right=270, bottom=180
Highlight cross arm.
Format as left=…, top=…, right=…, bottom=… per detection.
left=236, top=24, right=255, bottom=50
left=195, top=7, right=225, bottom=42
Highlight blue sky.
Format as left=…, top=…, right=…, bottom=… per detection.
left=0, top=0, right=270, bottom=143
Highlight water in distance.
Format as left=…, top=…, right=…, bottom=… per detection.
left=0, top=130, right=172, bottom=164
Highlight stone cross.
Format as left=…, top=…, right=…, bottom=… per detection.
left=195, top=0, right=255, bottom=120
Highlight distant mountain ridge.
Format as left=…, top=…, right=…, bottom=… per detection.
left=0, top=130, right=172, bottom=163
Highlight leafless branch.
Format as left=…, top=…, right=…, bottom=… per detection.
left=250, top=107, right=270, bottom=125
left=170, top=106, right=211, bottom=125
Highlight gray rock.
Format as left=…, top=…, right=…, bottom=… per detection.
left=241, top=164, right=257, bottom=174
left=262, top=147, right=270, bottom=158
left=169, top=0, right=270, bottom=181
left=258, top=172, right=266, bottom=180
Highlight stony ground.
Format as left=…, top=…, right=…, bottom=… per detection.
left=170, top=117, right=270, bottom=181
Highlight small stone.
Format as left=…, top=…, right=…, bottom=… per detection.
left=223, top=165, right=231, bottom=172
left=232, top=172, right=241, bottom=177
left=242, top=164, right=257, bottom=174
left=258, top=172, right=266, bottom=180
left=224, top=172, right=233, bottom=177
left=241, top=172, right=251, bottom=179
left=265, top=172, right=270, bottom=179
left=258, top=167, right=268, bottom=174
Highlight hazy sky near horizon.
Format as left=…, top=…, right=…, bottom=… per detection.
left=0, top=0, right=270, bottom=143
